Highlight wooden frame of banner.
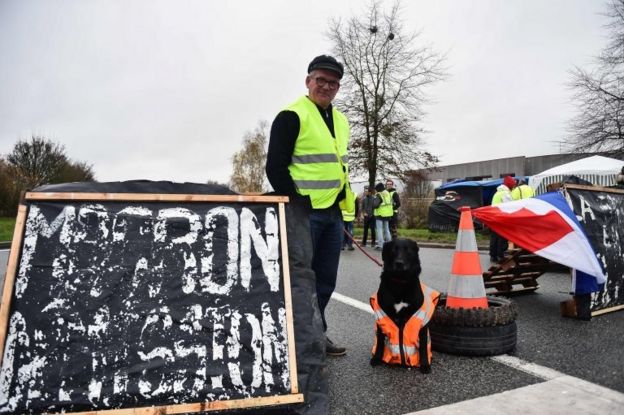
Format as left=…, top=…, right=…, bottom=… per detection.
left=0, top=192, right=304, bottom=414
left=564, top=184, right=624, bottom=317
left=564, top=183, right=624, bottom=194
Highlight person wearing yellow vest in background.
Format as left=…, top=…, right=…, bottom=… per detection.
left=489, top=176, right=515, bottom=263
left=373, top=182, right=393, bottom=250
left=342, top=190, right=359, bottom=251
left=386, top=179, right=401, bottom=240
left=266, top=55, right=350, bottom=357
left=511, top=178, right=535, bottom=200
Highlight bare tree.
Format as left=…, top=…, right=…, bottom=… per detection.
left=6, top=136, right=68, bottom=189
left=401, top=170, right=434, bottom=228
left=327, top=1, right=445, bottom=188
left=567, top=0, right=624, bottom=158
left=229, top=121, right=269, bottom=193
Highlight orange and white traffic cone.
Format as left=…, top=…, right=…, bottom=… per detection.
left=446, top=206, right=488, bottom=309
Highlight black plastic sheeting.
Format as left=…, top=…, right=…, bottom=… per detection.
left=12, top=181, right=327, bottom=415
left=34, top=180, right=238, bottom=195
left=428, top=186, right=483, bottom=232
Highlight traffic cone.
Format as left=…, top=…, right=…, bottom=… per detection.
left=446, top=206, right=488, bottom=309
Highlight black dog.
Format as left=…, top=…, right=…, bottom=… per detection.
left=370, top=239, right=431, bottom=373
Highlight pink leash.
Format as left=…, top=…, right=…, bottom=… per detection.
left=342, top=228, right=383, bottom=267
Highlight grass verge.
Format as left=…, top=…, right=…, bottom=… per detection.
left=352, top=227, right=488, bottom=246
left=0, top=218, right=486, bottom=246
left=0, top=217, right=16, bottom=242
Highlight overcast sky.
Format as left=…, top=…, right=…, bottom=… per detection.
left=0, top=0, right=610, bottom=185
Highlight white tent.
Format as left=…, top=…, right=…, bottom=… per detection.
left=529, top=155, right=624, bottom=194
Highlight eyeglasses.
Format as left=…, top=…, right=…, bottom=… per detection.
left=313, top=76, right=340, bottom=90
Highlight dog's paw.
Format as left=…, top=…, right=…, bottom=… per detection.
left=419, top=365, right=431, bottom=374
left=370, top=357, right=382, bottom=367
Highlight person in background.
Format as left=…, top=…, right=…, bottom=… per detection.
left=342, top=192, right=358, bottom=251
left=511, top=178, right=535, bottom=200
left=360, top=185, right=377, bottom=247
left=489, top=176, right=515, bottom=263
left=266, top=54, right=350, bottom=357
left=373, top=182, right=393, bottom=250
left=386, top=179, right=401, bottom=239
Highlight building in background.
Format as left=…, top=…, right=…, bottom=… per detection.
left=421, top=153, right=606, bottom=187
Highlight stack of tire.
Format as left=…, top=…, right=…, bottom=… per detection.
left=430, top=294, right=518, bottom=356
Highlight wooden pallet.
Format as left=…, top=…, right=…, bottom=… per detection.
left=482, top=248, right=568, bottom=295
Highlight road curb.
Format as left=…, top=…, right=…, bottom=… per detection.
left=0, top=241, right=10, bottom=249
left=416, top=241, right=489, bottom=252
left=417, top=242, right=454, bottom=249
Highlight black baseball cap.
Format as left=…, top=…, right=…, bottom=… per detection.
left=308, top=55, right=344, bottom=79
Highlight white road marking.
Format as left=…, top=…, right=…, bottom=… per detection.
left=490, top=354, right=564, bottom=380
left=331, top=292, right=372, bottom=314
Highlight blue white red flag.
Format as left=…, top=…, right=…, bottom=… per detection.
left=472, top=191, right=605, bottom=283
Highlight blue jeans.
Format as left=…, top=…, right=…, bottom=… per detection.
left=343, top=220, right=354, bottom=248
left=375, top=218, right=391, bottom=248
left=309, top=206, right=343, bottom=331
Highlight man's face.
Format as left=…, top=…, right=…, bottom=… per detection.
left=306, top=69, right=340, bottom=109
left=386, top=180, right=393, bottom=189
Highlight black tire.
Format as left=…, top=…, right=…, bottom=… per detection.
left=429, top=321, right=517, bottom=356
left=432, top=295, right=518, bottom=327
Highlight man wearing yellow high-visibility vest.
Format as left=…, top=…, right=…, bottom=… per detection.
left=373, top=182, right=393, bottom=250
left=266, top=55, right=352, bottom=357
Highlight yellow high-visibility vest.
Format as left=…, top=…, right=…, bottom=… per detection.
left=342, top=209, right=355, bottom=222
left=491, top=188, right=511, bottom=205
left=286, top=96, right=350, bottom=209
left=511, top=184, right=535, bottom=200
left=374, top=190, right=394, bottom=218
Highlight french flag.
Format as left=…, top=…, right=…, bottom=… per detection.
left=472, top=191, right=605, bottom=283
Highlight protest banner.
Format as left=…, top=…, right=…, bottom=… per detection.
left=0, top=191, right=303, bottom=414
left=566, top=184, right=624, bottom=316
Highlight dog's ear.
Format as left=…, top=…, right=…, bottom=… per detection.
left=410, top=239, right=420, bottom=254
left=381, top=239, right=394, bottom=265
left=409, top=240, right=422, bottom=278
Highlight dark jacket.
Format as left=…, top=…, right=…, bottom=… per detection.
left=362, top=194, right=376, bottom=216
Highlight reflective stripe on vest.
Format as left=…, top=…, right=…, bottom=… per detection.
left=291, top=154, right=344, bottom=164
left=286, top=96, right=350, bottom=209
left=369, top=284, right=440, bottom=367
left=374, top=190, right=393, bottom=218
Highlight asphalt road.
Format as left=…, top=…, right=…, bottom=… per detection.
left=324, top=246, right=624, bottom=414
left=1, top=247, right=623, bottom=414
